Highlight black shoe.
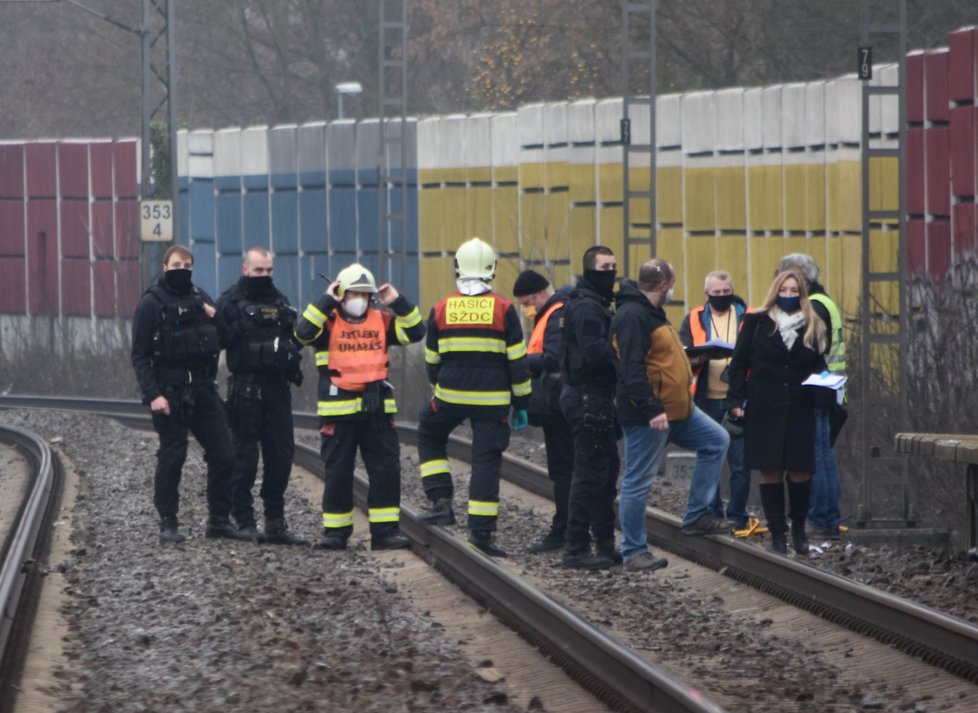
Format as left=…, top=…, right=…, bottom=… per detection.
left=237, top=523, right=260, bottom=540
left=205, top=519, right=254, bottom=541
left=770, top=532, right=788, bottom=554
left=312, top=533, right=348, bottom=550
left=681, top=514, right=730, bottom=536
left=468, top=532, right=507, bottom=558
left=791, top=527, right=810, bottom=555
left=262, top=518, right=308, bottom=546
left=159, top=521, right=185, bottom=544
left=562, top=548, right=614, bottom=570
left=371, top=533, right=411, bottom=551
left=419, top=498, right=456, bottom=526
left=595, top=539, right=623, bottom=565
left=528, top=533, right=565, bottom=553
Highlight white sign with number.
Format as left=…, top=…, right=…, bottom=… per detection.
left=140, top=200, right=173, bottom=242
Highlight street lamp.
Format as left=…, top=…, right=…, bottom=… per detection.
left=335, top=81, right=362, bottom=120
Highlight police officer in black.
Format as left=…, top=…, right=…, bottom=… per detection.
left=558, top=245, right=622, bottom=569
left=216, top=246, right=305, bottom=545
left=131, top=245, right=249, bottom=544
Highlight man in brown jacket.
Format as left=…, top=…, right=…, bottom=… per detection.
left=611, top=259, right=730, bottom=571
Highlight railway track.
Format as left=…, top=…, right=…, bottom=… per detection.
left=3, top=395, right=978, bottom=709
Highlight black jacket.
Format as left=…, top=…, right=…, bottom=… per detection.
left=559, top=276, right=617, bottom=392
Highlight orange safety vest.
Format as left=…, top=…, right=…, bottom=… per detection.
left=688, top=304, right=750, bottom=396
left=527, top=301, right=564, bottom=355
left=327, top=308, right=390, bottom=392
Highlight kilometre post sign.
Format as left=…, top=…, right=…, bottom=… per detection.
left=140, top=200, right=173, bottom=242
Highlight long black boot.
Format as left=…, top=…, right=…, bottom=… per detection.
left=759, top=482, right=787, bottom=554
left=787, top=479, right=812, bottom=555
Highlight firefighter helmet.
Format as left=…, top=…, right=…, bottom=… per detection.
left=336, top=263, right=377, bottom=297
left=454, top=238, right=496, bottom=280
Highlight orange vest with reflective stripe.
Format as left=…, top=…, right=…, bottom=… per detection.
left=527, top=301, right=564, bottom=355
left=688, top=304, right=751, bottom=396
left=327, top=309, right=390, bottom=391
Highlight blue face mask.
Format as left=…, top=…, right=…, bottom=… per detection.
left=776, top=296, right=801, bottom=313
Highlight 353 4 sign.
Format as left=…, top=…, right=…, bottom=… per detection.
left=140, top=200, right=173, bottom=242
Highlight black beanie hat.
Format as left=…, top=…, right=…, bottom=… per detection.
left=513, top=269, right=550, bottom=297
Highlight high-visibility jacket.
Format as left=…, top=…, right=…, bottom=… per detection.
left=424, top=291, right=531, bottom=413
left=295, top=294, right=425, bottom=420
left=809, top=293, right=846, bottom=374
left=527, top=300, right=564, bottom=355
left=683, top=299, right=750, bottom=399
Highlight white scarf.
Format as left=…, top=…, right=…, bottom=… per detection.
left=772, top=308, right=806, bottom=350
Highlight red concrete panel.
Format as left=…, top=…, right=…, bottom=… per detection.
left=907, top=128, right=926, bottom=214
left=925, top=127, right=950, bottom=217
left=60, top=200, right=90, bottom=258
left=27, top=199, right=58, bottom=315
left=949, top=106, right=976, bottom=198
left=907, top=52, right=925, bottom=124
left=948, top=27, right=977, bottom=102
left=0, top=144, right=24, bottom=198
left=58, top=143, right=89, bottom=199
left=60, top=258, right=90, bottom=316
left=0, top=257, right=26, bottom=313
left=91, top=201, right=114, bottom=259
left=954, top=201, right=977, bottom=256
left=25, top=142, right=57, bottom=198
left=90, top=142, right=113, bottom=198
left=907, top=219, right=926, bottom=274
left=925, top=50, right=950, bottom=123
left=92, top=260, right=116, bottom=317
left=926, top=220, right=951, bottom=278
left=0, top=201, right=25, bottom=255
left=113, top=140, right=138, bottom=198
left=115, top=200, right=139, bottom=258
left=116, top=259, right=142, bottom=312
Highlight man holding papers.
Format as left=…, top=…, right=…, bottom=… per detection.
left=679, top=271, right=753, bottom=529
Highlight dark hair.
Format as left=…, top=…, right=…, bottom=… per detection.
left=582, top=245, right=614, bottom=271
left=162, top=245, right=193, bottom=266
left=637, top=259, right=673, bottom=291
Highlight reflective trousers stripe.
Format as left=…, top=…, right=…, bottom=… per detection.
left=420, top=458, right=450, bottom=478
left=468, top=500, right=499, bottom=517
left=323, top=511, right=354, bottom=529
left=368, top=506, right=400, bottom=523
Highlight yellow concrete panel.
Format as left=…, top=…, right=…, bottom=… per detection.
left=466, top=187, right=493, bottom=245
left=664, top=304, right=687, bottom=325
left=494, top=257, right=521, bottom=303
left=418, top=168, right=443, bottom=187
left=494, top=165, right=518, bottom=184
left=784, top=164, right=807, bottom=232
left=418, top=188, right=441, bottom=253
left=783, top=235, right=809, bottom=257
left=684, top=167, right=716, bottom=232
left=685, top=235, right=717, bottom=304
left=597, top=163, right=623, bottom=203
left=869, top=156, right=899, bottom=217
left=493, top=186, right=519, bottom=254
left=420, top=188, right=466, bottom=253
left=762, top=165, right=784, bottom=232
left=546, top=192, right=571, bottom=262
left=656, top=227, right=684, bottom=267
left=822, top=234, right=844, bottom=307
left=520, top=163, right=547, bottom=190
left=837, top=233, right=862, bottom=317
left=553, top=263, right=573, bottom=289
left=545, top=160, right=569, bottom=190
left=804, top=163, right=826, bottom=232
left=568, top=164, right=596, bottom=204
left=805, top=235, right=828, bottom=285
left=569, top=205, right=596, bottom=262
left=868, top=278, right=899, bottom=316
left=520, top=193, right=548, bottom=259
left=657, top=166, right=683, bottom=226
left=629, top=236, right=655, bottom=279
left=420, top=255, right=456, bottom=314
left=442, top=167, right=467, bottom=184
left=748, top=236, right=786, bottom=304
left=715, top=235, right=749, bottom=299
left=869, top=228, right=899, bottom=273
left=467, top=164, right=492, bottom=184
left=827, top=161, right=861, bottom=234
left=599, top=205, right=624, bottom=257
left=716, top=166, right=747, bottom=231
left=627, top=167, right=653, bottom=225
left=441, top=187, right=469, bottom=253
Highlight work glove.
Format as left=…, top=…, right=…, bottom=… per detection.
left=511, top=408, right=528, bottom=431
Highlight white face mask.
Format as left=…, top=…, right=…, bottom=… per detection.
left=456, top=278, right=492, bottom=296
left=665, top=287, right=675, bottom=303
left=343, top=296, right=368, bottom=318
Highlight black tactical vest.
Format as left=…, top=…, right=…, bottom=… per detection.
left=225, top=284, right=298, bottom=375
left=148, top=285, right=220, bottom=370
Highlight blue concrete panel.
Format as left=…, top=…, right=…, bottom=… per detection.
left=191, top=243, right=217, bottom=298
left=273, top=254, right=300, bottom=306
left=189, top=179, right=215, bottom=242
left=215, top=175, right=240, bottom=192
left=179, top=188, right=190, bottom=244
left=357, top=187, right=379, bottom=254
left=328, top=187, right=357, bottom=252
left=388, top=185, right=419, bottom=253
left=242, top=173, right=268, bottom=191
left=270, top=191, right=298, bottom=254
left=216, top=193, right=242, bottom=254
left=243, top=190, right=269, bottom=247
left=218, top=254, right=242, bottom=295
left=298, top=122, right=327, bottom=188
left=299, top=170, right=327, bottom=188
left=297, top=253, right=331, bottom=310
left=299, top=188, right=327, bottom=252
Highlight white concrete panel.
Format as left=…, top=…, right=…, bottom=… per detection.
left=544, top=102, right=569, bottom=167
left=880, top=63, right=900, bottom=136
left=568, top=99, right=596, bottom=144
left=490, top=113, right=518, bottom=170
left=781, top=83, right=807, bottom=149
left=804, top=82, right=826, bottom=146
left=518, top=103, right=545, bottom=167
left=240, top=125, right=269, bottom=175
left=825, top=75, right=862, bottom=145
left=628, top=101, right=651, bottom=167
left=297, top=122, right=327, bottom=175
left=714, top=88, right=745, bottom=151
left=681, top=91, right=715, bottom=155
left=437, top=114, right=466, bottom=170
left=269, top=124, right=298, bottom=176
left=177, top=129, right=189, bottom=177
left=657, top=93, right=681, bottom=148
left=465, top=114, right=492, bottom=169
left=417, top=117, right=440, bottom=171
left=379, top=117, right=417, bottom=170
left=595, top=97, right=623, bottom=166
left=326, top=120, right=356, bottom=172
left=744, top=88, right=764, bottom=150
left=761, top=86, right=782, bottom=149
left=187, top=130, right=214, bottom=177
left=214, top=127, right=243, bottom=178
left=354, top=118, right=379, bottom=173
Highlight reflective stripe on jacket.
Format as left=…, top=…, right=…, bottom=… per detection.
left=809, top=293, right=846, bottom=374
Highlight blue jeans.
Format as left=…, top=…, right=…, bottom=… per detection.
left=618, top=406, right=729, bottom=561
left=702, top=398, right=751, bottom=527
left=809, top=409, right=842, bottom=528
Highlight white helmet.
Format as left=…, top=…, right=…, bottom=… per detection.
left=335, top=263, right=377, bottom=297
left=454, top=238, right=496, bottom=280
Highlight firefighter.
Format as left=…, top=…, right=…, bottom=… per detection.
left=294, top=263, right=425, bottom=550
left=417, top=238, right=532, bottom=558
left=216, top=246, right=305, bottom=545
left=131, top=244, right=250, bottom=544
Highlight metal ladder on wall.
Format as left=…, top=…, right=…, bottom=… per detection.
left=858, top=0, right=912, bottom=527
left=621, top=0, right=657, bottom=277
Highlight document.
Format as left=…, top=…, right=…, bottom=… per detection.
left=684, top=338, right=735, bottom=359
left=802, top=372, right=847, bottom=390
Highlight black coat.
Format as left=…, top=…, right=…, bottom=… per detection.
left=726, top=312, right=827, bottom=473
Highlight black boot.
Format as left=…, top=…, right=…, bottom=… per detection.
left=759, top=482, right=788, bottom=555
left=468, top=531, right=507, bottom=557
left=595, top=538, right=623, bottom=565
left=312, top=530, right=348, bottom=550
left=419, top=497, right=456, bottom=526
left=561, top=544, right=614, bottom=570
left=372, top=532, right=411, bottom=550
left=527, top=526, right=565, bottom=553
left=205, top=518, right=254, bottom=541
left=159, top=518, right=185, bottom=544
left=263, top=517, right=308, bottom=546
left=787, top=479, right=812, bottom=555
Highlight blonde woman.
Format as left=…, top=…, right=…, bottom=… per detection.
left=726, top=271, right=829, bottom=555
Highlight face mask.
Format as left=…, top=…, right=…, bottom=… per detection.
left=164, top=268, right=193, bottom=293
left=584, top=269, right=617, bottom=297
left=243, top=275, right=274, bottom=294
left=457, top=278, right=492, bottom=296
left=708, top=294, right=733, bottom=312
left=776, top=295, right=801, bottom=313
left=521, top=304, right=537, bottom=319
left=343, top=296, right=368, bottom=318
left=665, top=287, right=675, bottom=303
